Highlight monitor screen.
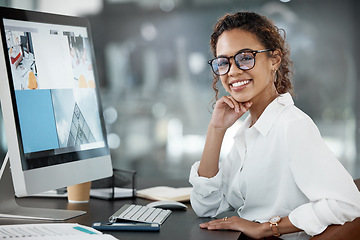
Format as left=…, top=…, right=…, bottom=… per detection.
left=4, top=18, right=108, bottom=170
left=0, top=7, right=113, bottom=198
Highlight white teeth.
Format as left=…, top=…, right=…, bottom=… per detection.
left=232, top=80, right=250, bottom=87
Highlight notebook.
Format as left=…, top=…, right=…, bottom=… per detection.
left=137, top=186, right=192, bottom=202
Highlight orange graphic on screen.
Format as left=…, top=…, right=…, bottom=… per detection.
left=28, top=71, right=38, bottom=89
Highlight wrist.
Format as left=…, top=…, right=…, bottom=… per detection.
left=259, top=222, right=274, bottom=238
left=257, top=216, right=301, bottom=238
left=207, top=123, right=227, bottom=135
left=269, top=216, right=282, bottom=237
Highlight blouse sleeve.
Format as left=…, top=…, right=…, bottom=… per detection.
left=286, top=116, right=360, bottom=236
left=189, top=158, right=233, bottom=217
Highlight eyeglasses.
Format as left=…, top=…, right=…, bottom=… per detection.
left=208, top=49, right=274, bottom=76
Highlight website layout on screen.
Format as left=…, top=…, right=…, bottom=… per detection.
left=3, top=19, right=105, bottom=158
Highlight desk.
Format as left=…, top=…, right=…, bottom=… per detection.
left=0, top=179, right=241, bottom=240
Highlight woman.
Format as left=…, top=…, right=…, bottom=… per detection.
left=189, top=12, right=360, bottom=239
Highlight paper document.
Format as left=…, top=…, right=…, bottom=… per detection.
left=137, top=186, right=192, bottom=202
left=0, top=223, right=118, bottom=239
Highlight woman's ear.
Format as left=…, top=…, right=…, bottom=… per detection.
left=271, top=49, right=282, bottom=69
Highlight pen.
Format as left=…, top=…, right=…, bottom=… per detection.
left=92, top=222, right=160, bottom=231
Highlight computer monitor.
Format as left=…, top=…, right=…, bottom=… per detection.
left=0, top=7, right=113, bottom=220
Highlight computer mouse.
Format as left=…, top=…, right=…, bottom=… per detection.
left=146, top=200, right=188, bottom=210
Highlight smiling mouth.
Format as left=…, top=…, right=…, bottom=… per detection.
left=230, top=80, right=251, bottom=88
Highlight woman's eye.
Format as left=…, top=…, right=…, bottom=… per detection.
left=243, top=56, right=253, bottom=61
left=216, top=58, right=229, bottom=67
left=217, top=59, right=228, bottom=66
left=238, top=53, right=253, bottom=61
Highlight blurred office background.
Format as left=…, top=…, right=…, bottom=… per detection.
left=1, top=0, right=360, bottom=181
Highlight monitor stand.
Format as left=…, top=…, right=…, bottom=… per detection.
left=0, top=152, right=86, bottom=221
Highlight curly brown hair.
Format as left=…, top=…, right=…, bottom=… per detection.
left=210, top=12, right=293, bottom=101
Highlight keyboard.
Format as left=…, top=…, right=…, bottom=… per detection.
left=109, top=204, right=171, bottom=225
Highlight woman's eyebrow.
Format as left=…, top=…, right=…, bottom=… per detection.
left=216, top=54, right=228, bottom=58
left=236, top=48, right=253, bottom=53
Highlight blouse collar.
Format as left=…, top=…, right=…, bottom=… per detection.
left=236, top=92, right=294, bottom=137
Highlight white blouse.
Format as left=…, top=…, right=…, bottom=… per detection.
left=189, top=93, right=360, bottom=239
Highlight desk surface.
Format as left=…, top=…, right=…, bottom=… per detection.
left=0, top=179, right=241, bottom=240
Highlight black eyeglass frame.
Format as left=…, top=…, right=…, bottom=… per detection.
left=208, top=49, right=274, bottom=76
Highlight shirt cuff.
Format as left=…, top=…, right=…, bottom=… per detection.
left=189, top=161, right=223, bottom=197
left=289, top=201, right=328, bottom=236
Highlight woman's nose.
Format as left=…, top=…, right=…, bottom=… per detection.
left=227, top=58, right=243, bottom=76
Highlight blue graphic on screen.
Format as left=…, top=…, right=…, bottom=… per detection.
left=15, top=89, right=59, bottom=153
